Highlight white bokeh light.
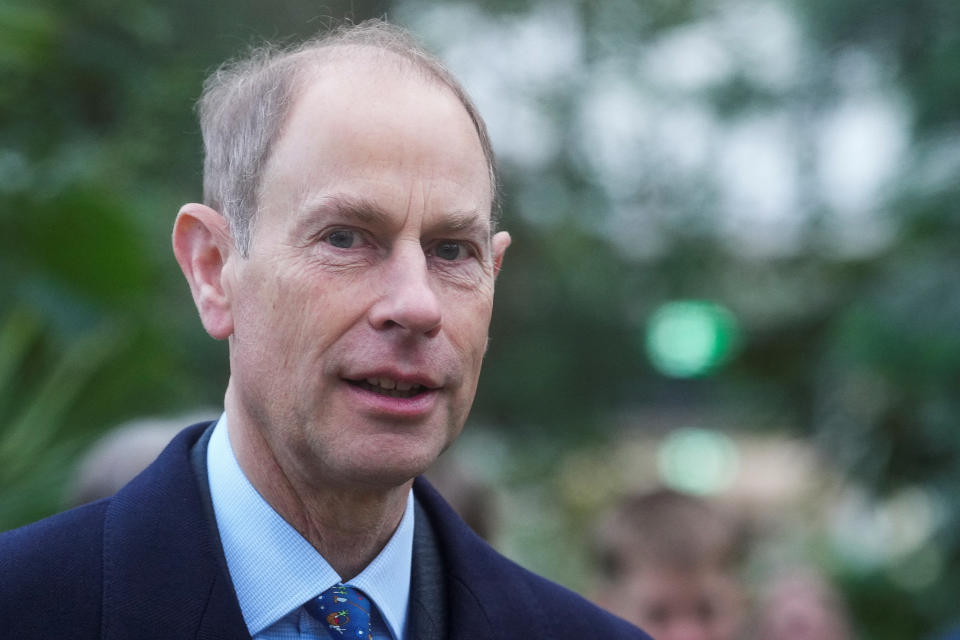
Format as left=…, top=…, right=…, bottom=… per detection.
left=816, top=92, right=908, bottom=254
left=716, top=112, right=803, bottom=255
left=577, top=72, right=654, bottom=196
left=641, top=21, right=733, bottom=93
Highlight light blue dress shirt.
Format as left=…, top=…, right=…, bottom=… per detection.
left=207, top=414, right=413, bottom=639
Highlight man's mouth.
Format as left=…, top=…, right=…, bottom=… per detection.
left=349, top=377, right=427, bottom=399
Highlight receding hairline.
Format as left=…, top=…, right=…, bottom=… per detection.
left=286, top=44, right=485, bottom=143
left=290, top=40, right=450, bottom=78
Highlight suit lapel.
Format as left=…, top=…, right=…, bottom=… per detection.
left=409, top=498, right=447, bottom=640
left=100, top=423, right=250, bottom=640
left=412, top=478, right=498, bottom=640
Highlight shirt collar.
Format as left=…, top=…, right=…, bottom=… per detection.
left=207, top=413, right=414, bottom=638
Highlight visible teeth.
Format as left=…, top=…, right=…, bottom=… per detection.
left=359, top=377, right=423, bottom=397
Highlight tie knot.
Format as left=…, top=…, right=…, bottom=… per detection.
left=305, top=584, right=373, bottom=639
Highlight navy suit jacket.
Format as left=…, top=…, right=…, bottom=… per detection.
left=0, top=422, right=649, bottom=639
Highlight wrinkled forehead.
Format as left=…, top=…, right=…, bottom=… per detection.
left=257, top=52, right=494, bottom=229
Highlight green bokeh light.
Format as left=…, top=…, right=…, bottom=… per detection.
left=658, top=428, right=739, bottom=495
left=645, top=300, right=741, bottom=378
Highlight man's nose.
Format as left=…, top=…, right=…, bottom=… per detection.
left=368, top=243, right=442, bottom=337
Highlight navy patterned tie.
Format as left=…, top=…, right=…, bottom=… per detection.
left=305, top=583, right=373, bottom=640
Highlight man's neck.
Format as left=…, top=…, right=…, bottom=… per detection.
left=226, top=409, right=411, bottom=581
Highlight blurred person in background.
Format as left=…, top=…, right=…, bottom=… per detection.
left=593, top=488, right=749, bottom=640
left=0, top=18, right=650, bottom=640
left=66, top=414, right=207, bottom=507
left=751, top=569, right=853, bottom=640
left=424, top=453, right=499, bottom=543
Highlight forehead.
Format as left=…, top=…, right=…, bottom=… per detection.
left=257, top=52, right=493, bottom=224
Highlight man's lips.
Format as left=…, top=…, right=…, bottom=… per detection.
left=340, top=370, right=443, bottom=418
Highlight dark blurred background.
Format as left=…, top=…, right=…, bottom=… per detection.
left=2, top=0, right=959, bottom=636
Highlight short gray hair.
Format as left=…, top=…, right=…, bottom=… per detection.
left=197, top=19, right=499, bottom=256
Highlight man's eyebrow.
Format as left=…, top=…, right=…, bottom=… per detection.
left=296, top=193, right=492, bottom=237
left=428, top=209, right=492, bottom=238
left=300, top=194, right=391, bottom=227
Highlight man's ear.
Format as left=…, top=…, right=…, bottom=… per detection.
left=492, top=230, right=511, bottom=278
left=172, top=203, right=236, bottom=340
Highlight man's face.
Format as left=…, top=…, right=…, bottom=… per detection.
left=223, top=59, right=509, bottom=490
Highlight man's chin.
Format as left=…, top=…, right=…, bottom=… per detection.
left=327, top=443, right=446, bottom=491
left=334, top=463, right=427, bottom=494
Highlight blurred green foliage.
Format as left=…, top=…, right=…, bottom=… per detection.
left=2, top=0, right=959, bottom=636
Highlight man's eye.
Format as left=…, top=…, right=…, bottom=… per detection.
left=326, top=229, right=358, bottom=249
left=433, top=241, right=468, bottom=261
